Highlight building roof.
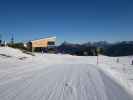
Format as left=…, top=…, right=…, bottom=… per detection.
left=31, top=36, right=56, bottom=43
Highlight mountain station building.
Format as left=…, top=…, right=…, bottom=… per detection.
left=28, top=36, right=56, bottom=52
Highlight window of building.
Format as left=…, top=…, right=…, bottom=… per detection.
left=48, top=41, right=55, bottom=45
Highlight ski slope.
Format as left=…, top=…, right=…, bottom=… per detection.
left=0, top=47, right=133, bottom=100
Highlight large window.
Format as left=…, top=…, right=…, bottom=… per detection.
left=48, top=41, right=55, bottom=45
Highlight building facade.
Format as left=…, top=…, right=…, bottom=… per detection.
left=30, top=36, right=56, bottom=52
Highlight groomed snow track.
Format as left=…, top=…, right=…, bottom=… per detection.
left=0, top=64, right=132, bottom=100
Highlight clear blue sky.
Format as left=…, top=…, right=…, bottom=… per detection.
left=0, top=0, right=133, bottom=44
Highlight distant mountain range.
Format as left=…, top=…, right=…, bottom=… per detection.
left=57, top=41, right=133, bottom=56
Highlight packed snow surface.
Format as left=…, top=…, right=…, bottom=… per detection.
left=0, top=47, right=133, bottom=100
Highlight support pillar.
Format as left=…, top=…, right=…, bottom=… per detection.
left=32, top=47, right=35, bottom=52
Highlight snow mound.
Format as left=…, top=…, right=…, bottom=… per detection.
left=0, top=47, right=31, bottom=58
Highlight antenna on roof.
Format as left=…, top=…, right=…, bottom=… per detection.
left=10, top=33, right=14, bottom=44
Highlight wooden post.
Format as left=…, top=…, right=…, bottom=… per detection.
left=96, top=48, right=100, bottom=64
left=132, top=60, right=133, bottom=65
left=97, top=55, right=99, bottom=64
left=116, top=58, right=119, bottom=63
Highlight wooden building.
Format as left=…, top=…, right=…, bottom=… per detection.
left=30, top=36, right=56, bottom=52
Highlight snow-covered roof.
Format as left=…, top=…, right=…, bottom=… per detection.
left=31, top=36, right=56, bottom=42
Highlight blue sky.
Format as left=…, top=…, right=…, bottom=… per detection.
left=0, top=0, right=133, bottom=44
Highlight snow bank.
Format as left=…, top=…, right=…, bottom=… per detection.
left=0, top=47, right=31, bottom=58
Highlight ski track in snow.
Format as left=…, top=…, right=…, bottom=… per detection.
left=0, top=47, right=133, bottom=100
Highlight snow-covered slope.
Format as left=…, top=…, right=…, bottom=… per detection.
left=97, top=56, right=133, bottom=93
left=0, top=47, right=133, bottom=100
left=0, top=47, right=31, bottom=58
